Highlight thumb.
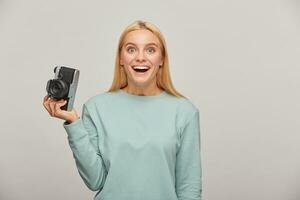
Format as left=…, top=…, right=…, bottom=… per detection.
left=58, top=99, right=67, bottom=106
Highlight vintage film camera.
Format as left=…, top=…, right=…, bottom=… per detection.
left=46, top=66, right=80, bottom=111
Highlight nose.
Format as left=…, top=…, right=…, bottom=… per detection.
left=135, top=50, right=146, bottom=63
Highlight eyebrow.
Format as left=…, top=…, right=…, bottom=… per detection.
left=124, top=42, right=159, bottom=47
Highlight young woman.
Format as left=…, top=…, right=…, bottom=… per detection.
left=43, top=20, right=202, bottom=200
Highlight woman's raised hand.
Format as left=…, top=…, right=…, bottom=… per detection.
left=43, top=95, right=79, bottom=123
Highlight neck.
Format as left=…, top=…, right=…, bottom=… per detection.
left=122, top=83, right=163, bottom=96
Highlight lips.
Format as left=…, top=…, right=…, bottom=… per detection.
left=131, top=65, right=150, bottom=73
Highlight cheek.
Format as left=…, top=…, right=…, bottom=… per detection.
left=121, top=52, right=135, bottom=65
left=150, top=54, right=163, bottom=65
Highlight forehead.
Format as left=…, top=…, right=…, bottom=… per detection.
left=123, top=29, right=161, bottom=46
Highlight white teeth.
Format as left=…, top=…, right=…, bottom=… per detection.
left=132, top=65, right=150, bottom=69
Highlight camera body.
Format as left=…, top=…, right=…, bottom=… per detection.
left=46, top=66, right=80, bottom=111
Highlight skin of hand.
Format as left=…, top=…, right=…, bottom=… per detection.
left=43, top=95, right=79, bottom=123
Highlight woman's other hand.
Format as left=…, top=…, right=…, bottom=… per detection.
left=43, top=95, right=79, bottom=123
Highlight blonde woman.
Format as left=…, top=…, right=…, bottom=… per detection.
left=43, top=20, right=202, bottom=200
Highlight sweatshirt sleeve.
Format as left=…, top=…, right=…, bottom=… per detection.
left=63, top=104, right=107, bottom=191
left=175, top=109, right=202, bottom=200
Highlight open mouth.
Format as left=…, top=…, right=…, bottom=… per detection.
left=131, top=65, right=150, bottom=73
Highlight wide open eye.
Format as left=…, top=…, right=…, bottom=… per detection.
left=146, top=47, right=156, bottom=54
left=127, top=47, right=136, bottom=54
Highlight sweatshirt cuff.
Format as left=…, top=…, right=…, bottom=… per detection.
left=63, top=118, right=87, bottom=141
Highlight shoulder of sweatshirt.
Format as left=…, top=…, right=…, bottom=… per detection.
left=82, top=91, right=112, bottom=110
left=177, top=95, right=199, bottom=115
left=156, top=92, right=200, bottom=127
left=175, top=97, right=200, bottom=128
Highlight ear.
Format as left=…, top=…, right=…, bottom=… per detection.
left=159, top=57, right=164, bottom=66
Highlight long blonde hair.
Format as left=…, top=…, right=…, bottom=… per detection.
left=107, top=20, right=186, bottom=98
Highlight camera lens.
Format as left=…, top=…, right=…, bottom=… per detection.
left=47, top=79, right=69, bottom=99
left=52, top=82, right=62, bottom=92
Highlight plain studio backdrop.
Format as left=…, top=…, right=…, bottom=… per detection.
left=0, top=0, right=299, bottom=200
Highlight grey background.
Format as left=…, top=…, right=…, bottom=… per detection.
left=0, top=0, right=299, bottom=199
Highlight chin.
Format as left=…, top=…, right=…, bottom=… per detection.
left=132, top=80, right=151, bottom=87
left=129, top=77, right=152, bottom=86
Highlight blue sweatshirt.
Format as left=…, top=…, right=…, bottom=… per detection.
left=63, top=89, right=202, bottom=200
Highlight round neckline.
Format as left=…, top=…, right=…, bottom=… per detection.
left=118, top=89, right=167, bottom=99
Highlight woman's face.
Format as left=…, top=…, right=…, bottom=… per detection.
left=120, top=29, right=163, bottom=88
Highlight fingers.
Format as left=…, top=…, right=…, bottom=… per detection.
left=43, top=95, right=49, bottom=102
left=49, top=100, right=56, bottom=116
left=49, top=99, right=64, bottom=117
left=43, top=95, right=66, bottom=117
left=43, top=95, right=52, bottom=115
left=55, top=100, right=67, bottom=114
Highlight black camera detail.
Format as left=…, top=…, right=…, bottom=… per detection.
left=46, top=66, right=80, bottom=111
